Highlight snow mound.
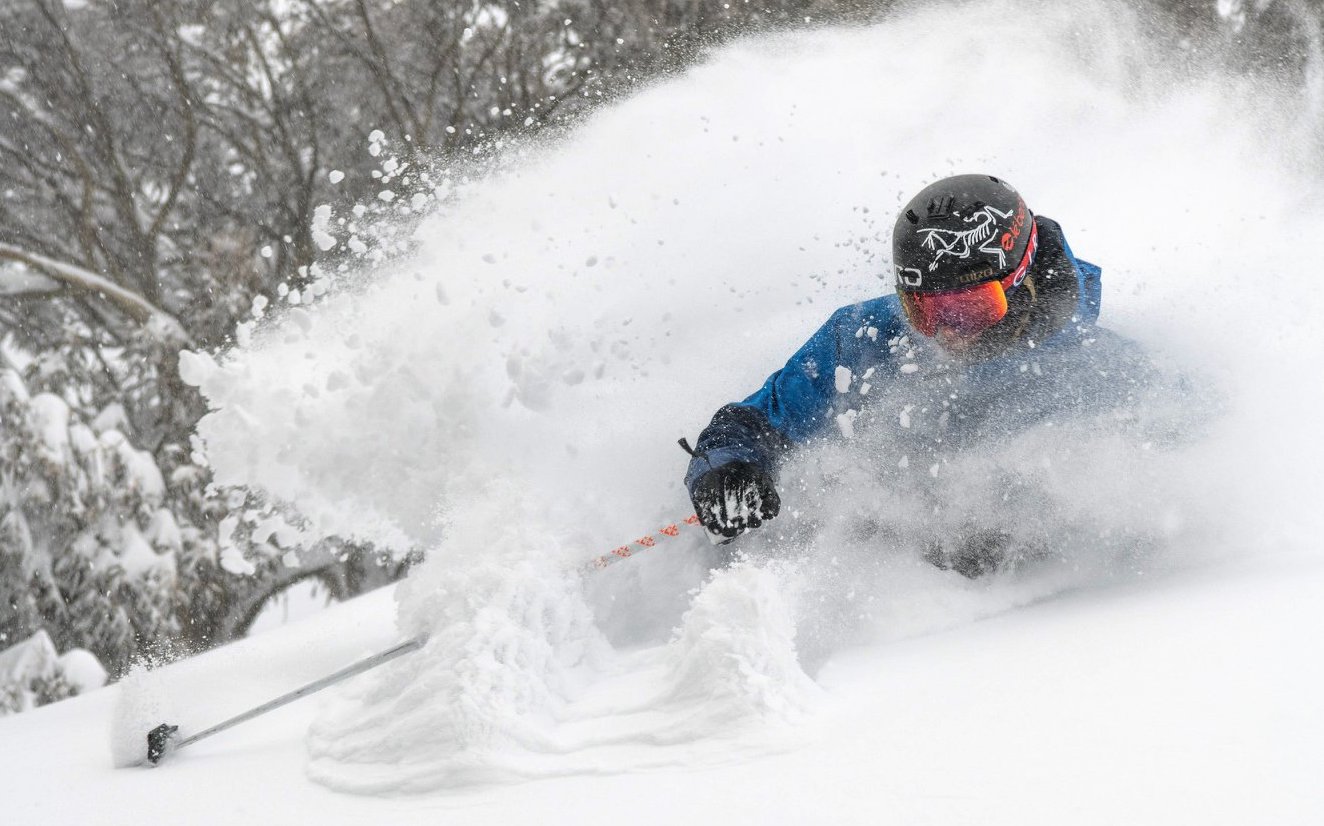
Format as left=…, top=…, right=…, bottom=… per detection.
left=307, top=480, right=818, bottom=793
left=661, top=563, right=820, bottom=734
left=306, top=481, right=603, bottom=791
left=109, top=665, right=174, bottom=768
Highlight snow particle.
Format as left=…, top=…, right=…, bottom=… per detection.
left=312, top=204, right=337, bottom=250
left=834, top=365, right=853, bottom=394
left=835, top=409, right=858, bottom=438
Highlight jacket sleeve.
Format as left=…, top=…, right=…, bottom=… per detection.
left=684, top=307, right=856, bottom=497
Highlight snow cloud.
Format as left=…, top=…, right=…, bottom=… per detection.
left=187, top=0, right=1324, bottom=792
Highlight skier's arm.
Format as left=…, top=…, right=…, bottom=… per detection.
left=683, top=310, right=853, bottom=543
left=684, top=306, right=853, bottom=498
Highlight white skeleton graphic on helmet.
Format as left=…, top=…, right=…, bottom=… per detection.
left=917, top=205, right=1011, bottom=271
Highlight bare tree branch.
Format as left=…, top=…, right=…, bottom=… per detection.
left=0, top=242, right=192, bottom=345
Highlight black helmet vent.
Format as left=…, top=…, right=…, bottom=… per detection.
left=926, top=195, right=955, bottom=218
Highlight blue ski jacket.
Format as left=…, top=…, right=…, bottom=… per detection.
left=684, top=216, right=1149, bottom=498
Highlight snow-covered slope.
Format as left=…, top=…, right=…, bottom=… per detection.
left=5, top=0, right=1323, bottom=821
left=3, top=551, right=1321, bottom=824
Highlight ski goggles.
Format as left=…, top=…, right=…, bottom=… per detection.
left=899, top=221, right=1039, bottom=339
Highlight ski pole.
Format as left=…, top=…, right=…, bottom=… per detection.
left=142, top=512, right=706, bottom=766
left=144, top=635, right=426, bottom=765
left=586, top=513, right=710, bottom=570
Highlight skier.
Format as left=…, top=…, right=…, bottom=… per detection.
left=683, top=173, right=1160, bottom=576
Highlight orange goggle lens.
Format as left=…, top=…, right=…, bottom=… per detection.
left=899, top=279, right=1010, bottom=339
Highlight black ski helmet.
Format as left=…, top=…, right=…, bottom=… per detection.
left=892, top=174, right=1034, bottom=294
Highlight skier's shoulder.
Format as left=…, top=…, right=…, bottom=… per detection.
left=820, top=294, right=909, bottom=341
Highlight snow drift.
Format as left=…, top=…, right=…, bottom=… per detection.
left=181, top=0, right=1324, bottom=794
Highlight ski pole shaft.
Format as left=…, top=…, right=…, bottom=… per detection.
left=172, top=635, right=426, bottom=754
left=587, top=513, right=707, bottom=570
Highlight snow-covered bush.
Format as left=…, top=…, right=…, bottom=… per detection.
left=0, top=346, right=403, bottom=682
left=0, top=363, right=185, bottom=679
left=0, top=630, right=106, bottom=716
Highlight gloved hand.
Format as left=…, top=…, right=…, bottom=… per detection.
left=690, top=461, right=780, bottom=543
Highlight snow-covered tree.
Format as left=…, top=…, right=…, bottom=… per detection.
left=0, top=360, right=183, bottom=673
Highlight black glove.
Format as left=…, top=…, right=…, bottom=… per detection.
left=690, top=461, right=780, bottom=543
